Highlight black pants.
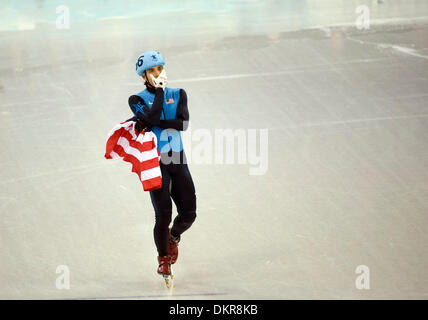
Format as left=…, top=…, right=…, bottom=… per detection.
left=149, top=151, right=197, bottom=256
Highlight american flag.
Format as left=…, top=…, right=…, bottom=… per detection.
left=105, top=120, right=162, bottom=191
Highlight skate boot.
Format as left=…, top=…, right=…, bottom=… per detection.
left=168, top=228, right=181, bottom=264
left=157, top=255, right=173, bottom=288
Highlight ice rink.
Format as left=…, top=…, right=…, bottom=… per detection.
left=1, top=0, right=427, bottom=299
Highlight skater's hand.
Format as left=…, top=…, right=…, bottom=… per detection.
left=135, top=118, right=152, bottom=133
left=150, top=69, right=168, bottom=90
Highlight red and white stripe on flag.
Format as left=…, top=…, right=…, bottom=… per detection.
left=105, top=120, right=162, bottom=191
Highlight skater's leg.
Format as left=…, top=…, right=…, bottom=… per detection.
left=149, top=163, right=173, bottom=257
left=170, top=163, right=197, bottom=237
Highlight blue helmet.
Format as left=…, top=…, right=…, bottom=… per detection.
left=135, top=51, right=165, bottom=76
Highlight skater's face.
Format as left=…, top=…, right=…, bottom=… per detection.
left=143, top=65, right=163, bottom=86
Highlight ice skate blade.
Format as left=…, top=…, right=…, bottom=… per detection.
left=159, top=266, right=174, bottom=290
left=162, top=274, right=174, bottom=289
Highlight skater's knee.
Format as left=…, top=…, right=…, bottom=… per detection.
left=178, top=211, right=196, bottom=227
left=182, top=211, right=196, bottom=224
left=178, top=209, right=196, bottom=229
left=176, top=195, right=196, bottom=218
left=189, top=210, right=197, bottom=222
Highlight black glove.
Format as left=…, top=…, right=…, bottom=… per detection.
left=135, top=118, right=152, bottom=133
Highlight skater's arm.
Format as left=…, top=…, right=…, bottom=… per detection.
left=128, top=88, right=164, bottom=125
left=156, top=89, right=189, bottom=131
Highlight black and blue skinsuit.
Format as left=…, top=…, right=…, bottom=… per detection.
left=128, top=85, right=197, bottom=257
